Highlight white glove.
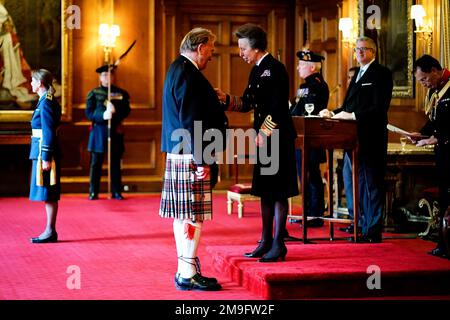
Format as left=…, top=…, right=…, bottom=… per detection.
left=103, top=110, right=112, bottom=120
left=106, top=101, right=116, bottom=114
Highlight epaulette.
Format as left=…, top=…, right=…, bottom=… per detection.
left=93, top=88, right=107, bottom=95
left=46, top=92, right=53, bottom=101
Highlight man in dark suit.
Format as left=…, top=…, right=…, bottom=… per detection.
left=86, top=66, right=131, bottom=200
left=159, top=28, right=227, bottom=291
left=320, top=36, right=393, bottom=242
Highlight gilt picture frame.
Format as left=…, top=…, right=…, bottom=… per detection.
left=0, top=0, right=72, bottom=122
left=359, top=0, right=414, bottom=98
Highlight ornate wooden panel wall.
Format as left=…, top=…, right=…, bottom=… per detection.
left=0, top=0, right=343, bottom=195
left=295, top=0, right=340, bottom=109
left=59, top=0, right=162, bottom=194
left=156, top=0, right=297, bottom=187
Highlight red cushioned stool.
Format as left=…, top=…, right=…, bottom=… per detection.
left=227, top=183, right=259, bottom=218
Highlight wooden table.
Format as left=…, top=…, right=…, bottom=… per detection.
left=384, top=142, right=435, bottom=229
left=291, top=116, right=359, bottom=243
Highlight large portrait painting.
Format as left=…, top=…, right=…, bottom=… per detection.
left=0, top=0, right=72, bottom=122
left=359, top=0, right=414, bottom=98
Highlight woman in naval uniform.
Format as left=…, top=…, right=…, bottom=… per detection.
left=29, top=69, right=61, bottom=243
left=217, top=24, right=299, bottom=262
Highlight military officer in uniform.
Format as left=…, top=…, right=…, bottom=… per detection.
left=217, top=23, right=299, bottom=262
left=411, top=55, right=450, bottom=259
left=86, top=65, right=131, bottom=200
left=29, top=69, right=62, bottom=243
left=290, top=50, right=329, bottom=227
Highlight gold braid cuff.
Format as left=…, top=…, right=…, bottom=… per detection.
left=260, top=115, right=277, bottom=137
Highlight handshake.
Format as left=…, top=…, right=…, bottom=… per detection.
left=103, top=101, right=116, bottom=120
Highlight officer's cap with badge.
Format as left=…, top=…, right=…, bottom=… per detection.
left=296, top=50, right=325, bottom=62
left=95, top=64, right=117, bottom=74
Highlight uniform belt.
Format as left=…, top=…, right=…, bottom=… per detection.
left=32, top=129, right=42, bottom=138
left=167, top=153, right=193, bottom=160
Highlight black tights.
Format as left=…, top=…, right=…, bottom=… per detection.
left=260, top=197, right=289, bottom=248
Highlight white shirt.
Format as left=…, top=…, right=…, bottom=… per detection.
left=356, top=58, right=375, bottom=82
left=256, top=52, right=269, bottom=66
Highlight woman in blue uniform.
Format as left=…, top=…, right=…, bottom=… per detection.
left=29, top=69, right=62, bottom=243
left=217, top=24, right=299, bottom=262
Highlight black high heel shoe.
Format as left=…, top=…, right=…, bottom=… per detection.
left=259, top=245, right=287, bottom=263
left=244, top=241, right=272, bottom=258
left=30, top=232, right=58, bottom=244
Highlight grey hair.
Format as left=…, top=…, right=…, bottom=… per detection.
left=179, top=28, right=216, bottom=53
left=356, top=36, right=377, bottom=53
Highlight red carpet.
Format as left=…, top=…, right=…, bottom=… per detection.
left=1, top=193, right=450, bottom=300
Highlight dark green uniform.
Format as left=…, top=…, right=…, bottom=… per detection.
left=85, top=85, right=130, bottom=198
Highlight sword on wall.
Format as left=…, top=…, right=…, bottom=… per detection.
left=106, top=40, right=136, bottom=197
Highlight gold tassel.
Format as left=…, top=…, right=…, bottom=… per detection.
left=36, top=158, right=57, bottom=186
left=50, top=160, right=57, bottom=186
left=36, top=157, right=43, bottom=186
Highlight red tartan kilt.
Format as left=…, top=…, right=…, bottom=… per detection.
left=159, top=154, right=212, bottom=221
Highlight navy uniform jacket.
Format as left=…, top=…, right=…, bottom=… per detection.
left=86, top=85, right=131, bottom=153
left=235, top=54, right=299, bottom=200
left=290, top=72, right=329, bottom=164
left=161, top=55, right=228, bottom=164
left=29, top=93, right=61, bottom=161
left=29, top=92, right=61, bottom=201
left=335, top=62, right=393, bottom=165
left=420, top=70, right=450, bottom=212
left=420, top=71, right=450, bottom=147
left=290, top=72, right=329, bottom=117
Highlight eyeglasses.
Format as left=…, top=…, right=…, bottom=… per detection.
left=354, top=47, right=373, bottom=52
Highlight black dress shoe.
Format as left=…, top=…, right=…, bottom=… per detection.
left=428, top=247, right=449, bottom=258
left=307, top=218, right=324, bottom=228
left=339, top=224, right=354, bottom=234
left=88, top=193, right=98, bottom=200
left=175, top=273, right=222, bottom=291
left=244, top=241, right=272, bottom=258
left=112, top=193, right=124, bottom=200
left=30, top=232, right=58, bottom=244
left=356, top=234, right=382, bottom=243
left=259, top=245, right=287, bottom=263
left=175, top=272, right=218, bottom=284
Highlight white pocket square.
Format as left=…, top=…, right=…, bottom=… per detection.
left=361, top=83, right=372, bottom=86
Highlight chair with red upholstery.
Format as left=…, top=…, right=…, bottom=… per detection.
left=226, top=155, right=259, bottom=218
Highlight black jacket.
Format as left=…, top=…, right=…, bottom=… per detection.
left=161, top=55, right=228, bottom=164
left=335, top=62, right=393, bottom=164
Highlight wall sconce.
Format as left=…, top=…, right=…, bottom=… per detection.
left=99, top=24, right=121, bottom=63
left=411, top=5, right=433, bottom=53
left=339, top=18, right=354, bottom=43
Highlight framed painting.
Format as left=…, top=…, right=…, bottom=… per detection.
left=359, top=0, right=414, bottom=98
left=0, top=0, right=72, bottom=122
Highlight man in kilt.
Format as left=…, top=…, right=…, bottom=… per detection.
left=160, top=28, right=228, bottom=291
